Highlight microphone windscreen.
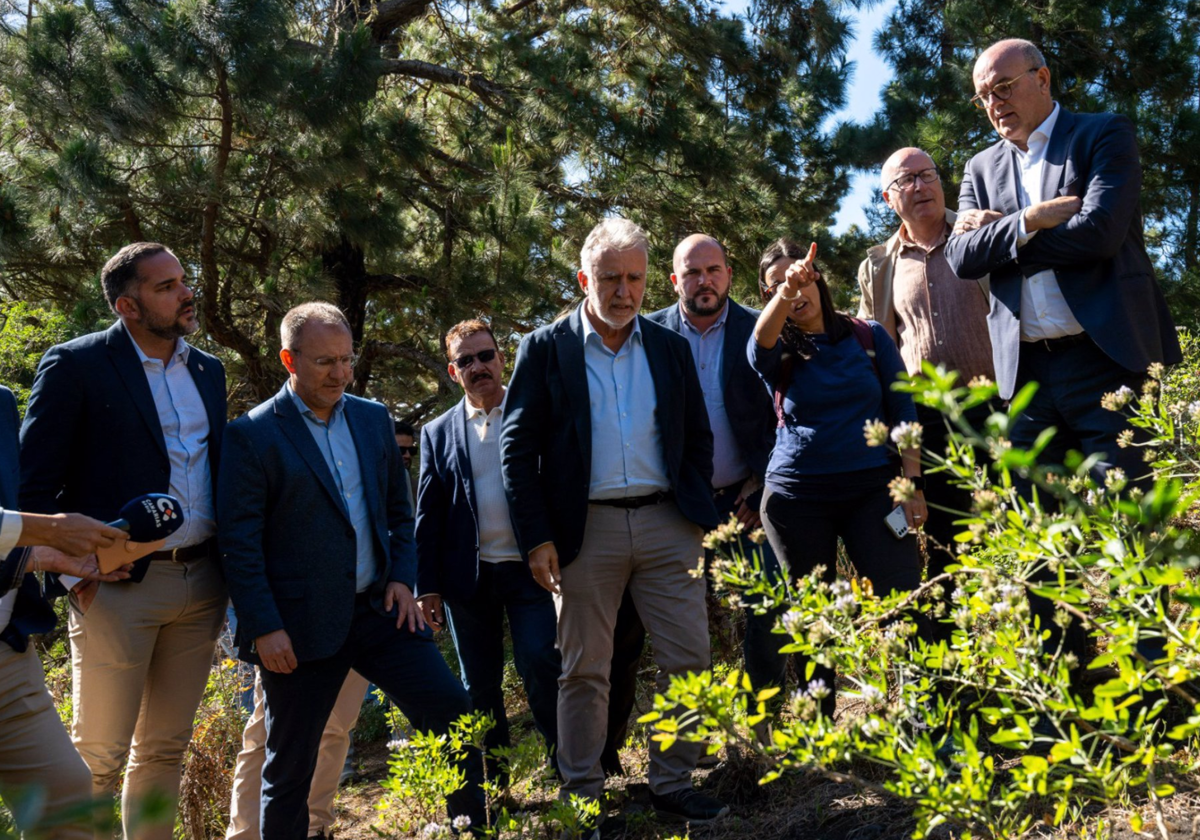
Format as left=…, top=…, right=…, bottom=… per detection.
left=115, top=494, right=185, bottom=542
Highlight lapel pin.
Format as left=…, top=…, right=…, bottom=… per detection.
left=198, top=364, right=204, bottom=371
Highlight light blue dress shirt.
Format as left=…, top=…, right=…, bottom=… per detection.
left=288, top=386, right=378, bottom=592
left=677, top=302, right=750, bottom=489
left=580, top=306, right=670, bottom=500
left=131, top=338, right=215, bottom=550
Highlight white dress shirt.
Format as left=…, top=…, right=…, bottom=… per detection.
left=0, top=510, right=25, bottom=631
left=464, top=392, right=521, bottom=564
left=1013, top=103, right=1085, bottom=340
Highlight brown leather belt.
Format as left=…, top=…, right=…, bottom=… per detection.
left=149, top=540, right=212, bottom=563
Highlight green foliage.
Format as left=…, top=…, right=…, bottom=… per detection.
left=0, top=302, right=70, bottom=409
left=647, top=331, right=1200, bottom=839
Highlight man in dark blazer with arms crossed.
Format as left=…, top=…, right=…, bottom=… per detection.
left=20, top=242, right=229, bottom=840
left=943, top=38, right=1181, bottom=657
left=218, top=302, right=483, bottom=840
left=501, top=218, right=727, bottom=830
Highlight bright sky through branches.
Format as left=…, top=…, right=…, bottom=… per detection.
left=720, top=0, right=896, bottom=233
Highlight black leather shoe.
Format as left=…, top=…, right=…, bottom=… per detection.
left=649, top=788, right=730, bottom=824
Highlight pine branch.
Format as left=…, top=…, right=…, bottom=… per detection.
left=379, top=59, right=509, bottom=111
left=367, top=0, right=434, bottom=42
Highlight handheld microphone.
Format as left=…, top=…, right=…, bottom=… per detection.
left=109, top=494, right=185, bottom=542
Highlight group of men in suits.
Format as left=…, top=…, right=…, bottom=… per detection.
left=0, top=33, right=1183, bottom=840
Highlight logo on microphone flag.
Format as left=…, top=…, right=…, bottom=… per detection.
left=156, top=497, right=178, bottom=521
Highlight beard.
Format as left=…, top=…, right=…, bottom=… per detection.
left=682, top=287, right=728, bottom=317
left=140, top=306, right=199, bottom=341
left=587, top=294, right=638, bottom=331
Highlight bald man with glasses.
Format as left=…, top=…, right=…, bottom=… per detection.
left=857, top=147, right=994, bottom=643
left=942, top=38, right=1180, bottom=663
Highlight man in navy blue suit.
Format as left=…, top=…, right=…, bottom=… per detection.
left=647, top=234, right=784, bottom=695
left=944, top=38, right=1180, bottom=467
left=415, top=319, right=560, bottom=782
left=218, top=302, right=484, bottom=839
left=943, top=38, right=1181, bottom=658
left=20, top=242, right=229, bottom=840
left=501, top=218, right=727, bottom=829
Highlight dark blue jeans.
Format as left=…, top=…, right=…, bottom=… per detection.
left=1011, top=337, right=1148, bottom=660
left=444, top=561, right=561, bottom=779
left=259, top=596, right=485, bottom=839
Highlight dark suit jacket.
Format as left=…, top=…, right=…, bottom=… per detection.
left=645, top=300, right=775, bottom=484
left=500, top=307, right=718, bottom=569
left=0, top=386, right=55, bottom=652
left=943, top=108, right=1181, bottom=398
left=218, top=385, right=416, bottom=665
left=415, top=398, right=519, bottom=602
left=19, top=321, right=227, bottom=581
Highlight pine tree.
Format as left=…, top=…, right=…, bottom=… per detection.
left=0, top=0, right=865, bottom=416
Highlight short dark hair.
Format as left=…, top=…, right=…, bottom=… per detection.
left=394, top=419, right=415, bottom=437
left=443, top=319, right=497, bottom=360
left=101, top=242, right=171, bottom=312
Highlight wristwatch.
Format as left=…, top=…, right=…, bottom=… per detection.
left=908, top=475, right=926, bottom=492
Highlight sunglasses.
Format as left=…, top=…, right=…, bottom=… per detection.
left=452, top=348, right=498, bottom=369
left=398, top=445, right=417, bottom=455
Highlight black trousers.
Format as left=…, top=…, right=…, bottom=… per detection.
left=760, top=466, right=926, bottom=717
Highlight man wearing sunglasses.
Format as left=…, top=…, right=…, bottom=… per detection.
left=857, top=147, right=994, bottom=643
left=943, top=39, right=1180, bottom=659
left=414, top=319, right=562, bottom=785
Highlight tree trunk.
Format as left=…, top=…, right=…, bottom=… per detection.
left=322, top=236, right=371, bottom=395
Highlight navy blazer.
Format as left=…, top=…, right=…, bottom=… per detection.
left=415, top=397, right=519, bottom=601
left=19, top=321, right=227, bottom=580
left=645, top=300, right=776, bottom=484
left=500, top=307, right=718, bottom=569
left=943, top=109, right=1181, bottom=398
left=0, top=387, right=55, bottom=652
left=218, top=385, right=416, bottom=665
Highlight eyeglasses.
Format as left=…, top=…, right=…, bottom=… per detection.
left=397, top=445, right=417, bottom=455
left=885, top=167, right=940, bottom=193
left=970, top=68, right=1039, bottom=109
left=291, top=351, right=359, bottom=369
left=452, top=348, right=498, bottom=369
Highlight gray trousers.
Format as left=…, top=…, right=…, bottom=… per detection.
left=554, top=501, right=709, bottom=801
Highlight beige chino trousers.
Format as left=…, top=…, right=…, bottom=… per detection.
left=555, top=501, right=710, bottom=803
left=68, top=557, right=226, bottom=840
left=225, top=668, right=368, bottom=839
left=0, top=643, right=94, bottom=840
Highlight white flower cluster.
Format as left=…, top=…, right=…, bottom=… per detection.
left=889, top=421, right=924, bottom=451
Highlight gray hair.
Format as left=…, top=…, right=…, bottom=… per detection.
left=280, top=302, right=350, bottom=349
left=579, top=218, right=649, bottom=278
